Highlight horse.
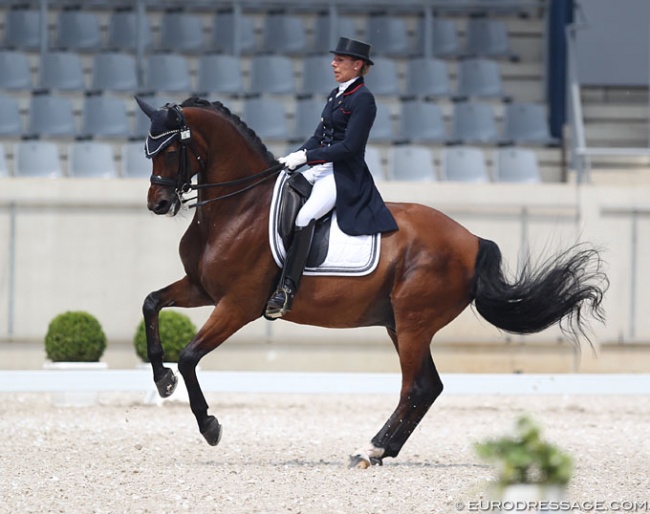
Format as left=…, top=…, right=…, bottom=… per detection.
left=136, top=96, right=607, bottom=468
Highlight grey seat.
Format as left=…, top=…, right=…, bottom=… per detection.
left=68, top=142, right=117, bottom=178
left=399, top=100, right=448, bottom=144
left=442, top=146, right=489, bottom=182
left=300, top=56, right=336, bottom=97
left=14, top=141, right=63, bottom=177
left=455, top=58, right=508, bottom=101
left=365, top=145, right=385, bottom=181
left=502, top=102, right=558, bottom=146
left=451, top=102, right=500, bottom=144
left=91, top=53, right=138, bottom=93
left=55, top=10, right=103, bottom=52
left=121, top=142, right=151, bottom=178
left=0, top=51, right=33, bottom=90
left=210, top=12, right=256, bottom=55
left=262, top=14, right=308, bottom=56
left=107, top=11, right=153, bottom=52
left=292, top=97, right=325, bottom=142
left=0, top=95, right=24, bottom=136
left=368, top=103, right=394, bottom=143
left=311, top=14, right=357, bottom=53
left=366, top=15, right=411, bottom=57
left=81, top=95, right=131, bottom=139
left=494, top=147, right=541, bottom=183
left=158, top=12, right=206, bottom=54
left=465, top=18, right=515, bottom=60
left=242, top=97, right=289, bottom=141
left=364, top=57, right=400, bottom=96
left=404, top=58, right=452, bottom=99
left=415, top=18, right=461, bottom=58
left=388, top=145, right=437, bottom=181
left=28, top=94, right=77, bottom=138
left=0, top=144, right=8, bottom=177
left=249, top=55, right=295, bottom=96
left=39, top=52, right=86, bottom=92
left=3, top=9, right=41, bottom=50
left=196, top=54, right=243, bottom=97
left=143, top=54, right=192, bottom=93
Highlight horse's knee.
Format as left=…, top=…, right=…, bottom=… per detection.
left=143, top=291, right=161, bottom=318
left=177, top=345, right=200, bottom=377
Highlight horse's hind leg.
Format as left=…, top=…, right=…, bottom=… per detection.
left=349, top=327, right=443, bottom=468
left=142, top=276, right=211, bottom=397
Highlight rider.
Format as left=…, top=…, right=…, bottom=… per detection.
left=265, top=37, right=398, bottom=319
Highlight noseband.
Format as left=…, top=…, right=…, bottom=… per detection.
left=149, top=104, right=283, bottom=209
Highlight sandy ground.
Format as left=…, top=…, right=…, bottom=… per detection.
left=1, top=392, right=649, bottom=514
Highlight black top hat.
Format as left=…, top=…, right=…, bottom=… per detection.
left=330, top=37, right=374, bottom=65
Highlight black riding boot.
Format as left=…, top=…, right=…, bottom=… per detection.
left=265, top=220, right=316, bottom=319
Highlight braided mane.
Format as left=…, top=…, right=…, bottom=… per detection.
left=180, top=97, right=278, bottom=166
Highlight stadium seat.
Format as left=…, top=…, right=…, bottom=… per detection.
left=38, top=52, right=87, bottom=92
left=27, top=94, right=77, bottom=138
left=0, top=95, right=24, bottom=136
left=364, top=57, right=400, bottom=96
left=3, top=9, right=41, bottom=50
left=451, top=102, right=500, bottom=144
left=158, top=12, right=206, bottom=54
left=107, top=10, right=153, bottom=52
left=415, top=18, right=461, bottom=58
left=442, top=146, right=489, bottom=182
left=68, top=142, right=118, bottom=178
left=399, top=100, right=448, bottom=144
left=81, top=95, right=131, bottom=139
left=494, top=147, right=542, bottom=183
left=365, top=145, right=385, bottom=181
left=14, top=141, right=63, bottom=177
left=404, top=58, right=452, bottom=99
left=311, top=14, right=358, bottom=54
left=249, top=55, right=295, bottom=96
left=388, top=145, right=437, bottom=181
left=465, top=18, right=515, bottom=60
left=455, top=58, right=509, bottom=101
left=196, top=54, right=243, bottom=97
left=0, top=51, right=33, bottom=90
left=55, top=10, right=103, bottom=52
left=300, top=56, right=337, bottom=97
left=262, top=14, right=308, bottom=55
left=242, top=97, right=289, bottom=141
left=210, top=12, right=256, bottom=55
left=292, top=97, right=325, bottom=142
left=143, top=54, right=192, bottom=93
left=121, top=142, right=151, bottom=178
left=366, top=15, right=411, bottom=57
left=502, top=102, right=559, bottom=146
left=91, top=53, right=138, bottom=93
left=368, top=103, right=394, bottom=143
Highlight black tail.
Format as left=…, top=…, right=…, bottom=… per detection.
left=472, top=238, right=608, bottom=347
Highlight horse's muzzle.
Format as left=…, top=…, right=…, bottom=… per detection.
left=147, top=188, right=181, bottom=216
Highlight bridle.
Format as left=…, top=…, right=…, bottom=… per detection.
left=148, top=104, right=284, bottom=209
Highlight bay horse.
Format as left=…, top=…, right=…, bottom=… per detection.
left=137, top=97, right=607, bottom=468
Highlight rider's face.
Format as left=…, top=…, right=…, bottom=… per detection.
left=331, top=54, right=363, bottom=83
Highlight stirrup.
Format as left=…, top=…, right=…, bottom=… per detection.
left=265, top=285, right=294, bottom=319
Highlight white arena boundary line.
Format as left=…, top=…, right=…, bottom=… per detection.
left=0, top=371, right=649, bottom=395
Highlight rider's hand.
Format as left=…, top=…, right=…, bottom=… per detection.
left=279, top=150, right=307, bottom=171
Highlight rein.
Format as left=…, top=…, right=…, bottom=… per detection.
left=148, top=103, right=284, bottom=209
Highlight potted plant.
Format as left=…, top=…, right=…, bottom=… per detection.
left=43, top=310, right=108, bottom=406
left=475, top=415, right=572, bottom=508
left=134, top=310, right=197, bottom=404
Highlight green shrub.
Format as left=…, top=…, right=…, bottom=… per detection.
left=134, top=311, right=197, bottom=363
left=44, top=311, right=107, bottom=362
left=475, top=415, right=572, bottom=486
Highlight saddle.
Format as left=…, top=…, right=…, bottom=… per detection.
left=277, top=172, right=331, bottom=268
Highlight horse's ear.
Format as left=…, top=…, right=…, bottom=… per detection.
left=135, top=96, right=156, bottom=119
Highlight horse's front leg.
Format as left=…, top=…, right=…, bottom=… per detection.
left=143, top=276, right=212, bottom=398
left=177, top=303, right=251, bottom=446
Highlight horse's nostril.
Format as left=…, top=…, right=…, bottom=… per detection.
left=154, top=199, right=170, bottom=214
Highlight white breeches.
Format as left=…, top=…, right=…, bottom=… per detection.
left=295, top=163, right=337, bottom=228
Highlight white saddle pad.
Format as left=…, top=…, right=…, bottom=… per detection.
left=269, top=171, right=381, bottom=277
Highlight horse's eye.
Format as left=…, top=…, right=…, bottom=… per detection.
left=164, top=150, right=178, bottom=161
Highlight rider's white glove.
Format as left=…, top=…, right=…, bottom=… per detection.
left=279, top=150, right=307, bottom=171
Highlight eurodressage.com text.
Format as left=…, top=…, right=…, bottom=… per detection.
left=458, top=500, right=650, bottom=512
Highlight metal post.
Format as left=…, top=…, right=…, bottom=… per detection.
left=328, top=1, right=338, bottom=51
left=423, top=3, right=433, bottom=60
left=39, top=0, right=48, bottom=57
left=233, top=0, right=242, bottom=58
left=136, top=0, right=146, bottom=89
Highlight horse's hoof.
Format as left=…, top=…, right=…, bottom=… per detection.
left=200, top=416, right=222, bottom=446
left=155, top=368, right=178, bottom=398
left=348, top=453, right=372, bottom=469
